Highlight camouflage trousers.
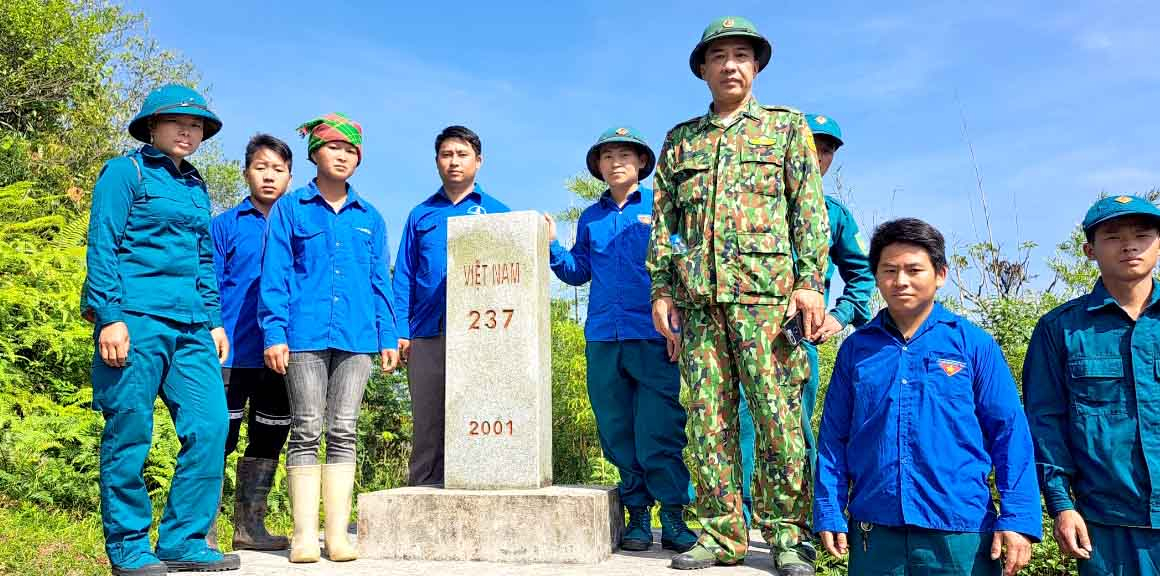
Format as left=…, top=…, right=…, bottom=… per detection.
left=679, top=303, right=811, bottom=563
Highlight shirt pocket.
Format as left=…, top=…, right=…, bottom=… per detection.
left=630, top=220, right=651, bottom=263
left=673, top=159, right=710, bottom=207
left=349, top=221, right=375, bottom=265
left=412, top=217, right=443, bottom=271
left=588, top=220, right=612, bottom=255
left=739, top=145, right=785, bottom=197
left=734, top=232, right=792, bottom=297
left=925, top=352, right=973, bottom=401
left=736, top=147, right=788, bottom=236
left=141, top=181, right=199, bottom=228
left=1068, top=356, right=1127, bottom=415
left=291, top=217, right=328, bottom=264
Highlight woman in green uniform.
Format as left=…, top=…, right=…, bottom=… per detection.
left=83, top=84, right=239, bottom=575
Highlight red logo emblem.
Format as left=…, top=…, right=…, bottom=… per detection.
left=938, top=359, right=965, bottom=377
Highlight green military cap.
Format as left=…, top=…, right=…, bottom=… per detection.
left=807, top=113, right=843, bottom=147
left=585, top=126, right=656, bottom=182
left=689, top=16, right=773, bottom=79
left=1082, top=195, right=1160, bottom=235
left=128, top=83, right=222, bottom=143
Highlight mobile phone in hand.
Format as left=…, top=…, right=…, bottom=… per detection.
left=782, top=312, right=805, bottom=347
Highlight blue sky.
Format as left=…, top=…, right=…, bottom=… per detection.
left=130, top=0, right=1160, bottom=286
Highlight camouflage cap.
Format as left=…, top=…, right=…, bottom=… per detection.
left=807, top=113, right=843, bottom=147
left=1082, top=195, right=1160, bottom=235
left=689, top=16, right=773, bottom=79
left=585, top=126, right=656, bottom=182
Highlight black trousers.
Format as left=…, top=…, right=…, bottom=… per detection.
left=223, top=367, right=291, bottom=460
left=407, top=336, right=445, bottom=486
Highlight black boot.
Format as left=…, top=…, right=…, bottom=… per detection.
left=232, top=457, right=290, bottom=551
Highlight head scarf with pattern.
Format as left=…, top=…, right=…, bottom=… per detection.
left=297, top=112, right=363, bottom=164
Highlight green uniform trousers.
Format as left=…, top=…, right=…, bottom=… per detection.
left=849, top=522, right=1000, bottom=575
left=91, top=312, right=228, bottom=568
left=679, top=303, right=810, bottom=562
left=1080, top=522, right=1160, bottom=576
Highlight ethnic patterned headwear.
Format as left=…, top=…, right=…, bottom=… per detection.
left=297, top=112, right=363, bottom=165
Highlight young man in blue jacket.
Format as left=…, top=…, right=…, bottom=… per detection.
left=1023, top=195, right=1160, bottom=575
left=815, top=218, right=1041, bottom=575
left=544, top=126, right=697, bottom=553
left=393, top=126, right=509, bottom=487
left=210, top=134, right=294, bottom=551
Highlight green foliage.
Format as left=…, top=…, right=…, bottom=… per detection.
left=0, top=0, right=247, bottom=541
left=0, top=0, right=117, bottom=135
left=550, top=299, right=607, bottom=484
left=0, top=383, right=182, bottom=513
left=0, top=387, right=101, bottom=509
left=198, top=141, right=246, bottom=214
left=0, top=501, right=108, bottom=576
left=356, top=369, right=414, bottom=492
left=0, top=236, right=92, bottom=399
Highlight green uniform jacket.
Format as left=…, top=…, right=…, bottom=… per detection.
left=1023, top=278, right=1160, bottom=528
left=647, top=97, right=829, bottom=307
left=82, top=145, right=221, bottom=328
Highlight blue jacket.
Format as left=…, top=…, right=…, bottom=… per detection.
left=823, top=196, right=875, bottom=328
left=212, top=197, right=268, bottom=368
left=815, top=303, right=1042, bottom=539
left=1023, top=278, right=1160, bottom=528
left=258, top=180, right=395, bottom=354
left=82, top=145, right=221, bottom=328
left=549, top=187, right=661, bottom=342
left=393, top=184, right=509, bottom=339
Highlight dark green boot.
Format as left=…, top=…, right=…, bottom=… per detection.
left=659, top=505, right=697, bottom=552
left=774, top=542, right=817, bottom=576
left=620, top=506, right=653, bottom=551
left=670, top=542, right=738, bottom=570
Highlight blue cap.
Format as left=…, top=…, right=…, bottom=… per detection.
left=128, top=84, right=222, bottom=144
left=806, top=114, right=843, bottom=146
left=1082, top=195, right=1160, bottom=234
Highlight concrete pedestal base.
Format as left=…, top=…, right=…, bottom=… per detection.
left=357, top=485, right=621, bottom=564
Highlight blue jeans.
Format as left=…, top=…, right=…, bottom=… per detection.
left=284, top=349, right=372, bottom=467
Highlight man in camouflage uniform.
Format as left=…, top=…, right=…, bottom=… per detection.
left=647, top=16, right=830, bottom=574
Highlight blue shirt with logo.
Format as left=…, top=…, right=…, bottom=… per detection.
left=814, top=303, right=1042, bottom=539
left=258, top=180, right=396, bottom=354
left=212, top=197, right=268, bottom=368
left=393, top=184, right=510, bottom=339
left=549, top=187, right=661, bottom=342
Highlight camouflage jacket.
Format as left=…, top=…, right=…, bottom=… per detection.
left=647, top=96, right=830, bottom=307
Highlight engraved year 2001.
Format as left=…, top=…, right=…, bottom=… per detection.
left=468, top=419, right=515, bottom=436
